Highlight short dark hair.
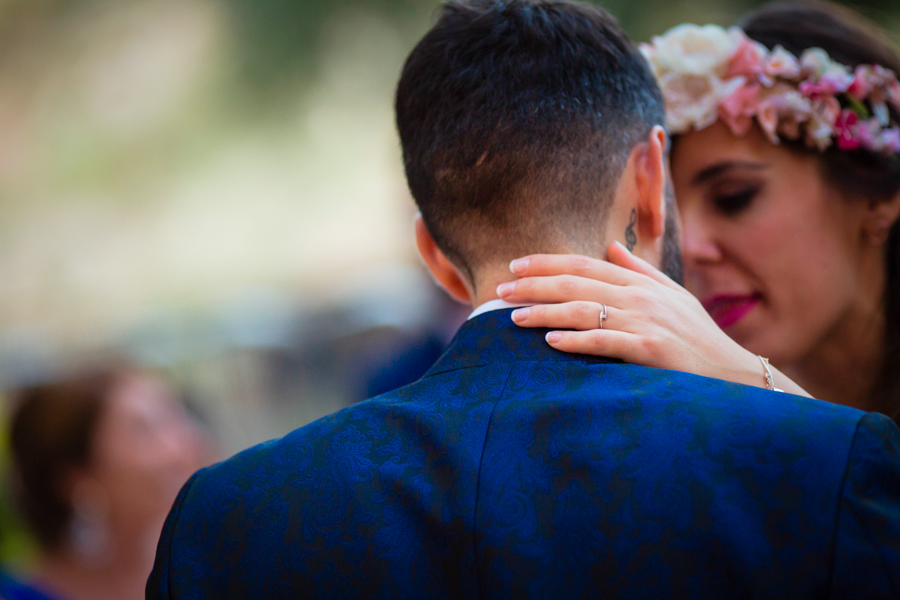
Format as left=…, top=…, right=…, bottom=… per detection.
left=395, top=0, right=664, bottom=280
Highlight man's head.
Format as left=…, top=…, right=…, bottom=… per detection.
left=396, top=0, right=679, bottom=304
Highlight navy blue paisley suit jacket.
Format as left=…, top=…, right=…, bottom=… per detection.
left=148, top=309, right=900, bottom=599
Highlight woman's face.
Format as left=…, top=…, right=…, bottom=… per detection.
left=85, top=375, right=210, bottom=537
left=672, top=122, right=871, bottom=366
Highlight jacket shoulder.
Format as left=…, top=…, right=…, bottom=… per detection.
left=831, top=412, right=900, bottom=598
left=473, top=363, right=869, bottom=596
left=152, top=367, right=498, bottom=597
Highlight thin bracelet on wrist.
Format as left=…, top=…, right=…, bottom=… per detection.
left=758, top=356, right=784, bottom=393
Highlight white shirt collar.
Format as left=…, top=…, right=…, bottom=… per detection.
left=467, top=299, right=534, bottom=320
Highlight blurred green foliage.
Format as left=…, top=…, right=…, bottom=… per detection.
left=217, top=0, right=900, bottom=109
left=221, top=0, right=433, bottom=103
left=0, top=0, right=895, bottom=121
left=0, top=406, right=36, bottom=569
left=203, top=0, right=897, bottom=141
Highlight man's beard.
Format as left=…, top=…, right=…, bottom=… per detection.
left=660, top=182, right=684, bottom=285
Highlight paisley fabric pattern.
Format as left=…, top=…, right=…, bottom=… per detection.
left=148, top=309, right=900, bottom=599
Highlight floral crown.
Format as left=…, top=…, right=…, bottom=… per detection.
left=639, top=24, right=900, bottom=155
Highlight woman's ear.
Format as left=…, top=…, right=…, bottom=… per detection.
left=864, top=192, right=900, bottom=245
left=414, top=214, right=473, bottom=304
left=635, top=125, right=668, bottom=240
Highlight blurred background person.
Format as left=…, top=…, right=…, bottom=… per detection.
left=0, top=367, right=211, bottom=600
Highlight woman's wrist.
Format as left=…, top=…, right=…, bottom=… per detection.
left=726, top=348, right=774, bottom=390
left=723, top=348, right=811, bottom=397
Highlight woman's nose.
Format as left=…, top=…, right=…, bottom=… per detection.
left=155, top=420, right=202, bottom=471
left=680, top=215, right=723, bottom=267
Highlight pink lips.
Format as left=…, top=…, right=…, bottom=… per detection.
left=701, top=294, right=761, bottom=329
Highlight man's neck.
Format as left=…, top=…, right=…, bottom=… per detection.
left=469, top=265, right=520, bottom=309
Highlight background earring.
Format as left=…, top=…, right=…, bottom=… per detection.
left=67, top=486, right=115, bottom=567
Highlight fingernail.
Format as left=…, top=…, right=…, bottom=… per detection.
left=497, top=282, right=515, bottom=298
left=614, top=240, right=631, bottom=253
left=509, top=258, right=530, bottom=274
left=545, top=332, right=562, bottom=344
left=511, top=307, right=531, bottom=322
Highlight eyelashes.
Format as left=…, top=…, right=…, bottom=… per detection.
left=712, top=187, right=759, bottom=216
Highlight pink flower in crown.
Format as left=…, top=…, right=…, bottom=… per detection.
left=874, top=67, right=900, bottom=109
left=812, top=96, right=842, bottom=127
left=725, top=38, right=766, bottom=79
left=872, top=65, right=896, bottom=87
left=767, top=89, right=813, bottom=116
left=883, top=128, right=900, bottom=154
left=719, top=83, right=761, bottom=136
left=854, top=119, right=900, bottom=155
left=835, top=110, right=861, bottom=151
left=759, top=88, right=811, bottom=142
left=888, top=80, right=900, bottom=112
left=805, top=96, right=842, bottom=150
left=854, top=65, right=896, bottom=105
left=755, top=100, right=780, bottom=143
left=855, top=118, right=884, bottom=152
left=848, top=65, right=876, bottom=100
left=799, top=71, right=854, bottom=98
left=762, top=46, right=801, bottom=81
left=778, top=118, right=803, bottom=140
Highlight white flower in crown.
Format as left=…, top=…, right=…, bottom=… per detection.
left=763, top=46, right=801, bottom=81
left=639, top=43, right=663, bottom=78
left=645, top=24, right=744, bottom=77
left=661, top=72, right=745, bottom=133
left=799, top=48, right=849, bottom=79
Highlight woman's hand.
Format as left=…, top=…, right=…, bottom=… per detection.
left=498, top=241, right=809, bottom=396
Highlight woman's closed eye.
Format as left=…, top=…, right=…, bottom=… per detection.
left=712, top=185, right=760, bottom=216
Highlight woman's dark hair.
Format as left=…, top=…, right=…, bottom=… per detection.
left=739, top=1, right=900, bottom=421
left=8, top=370, right=122, bottom=550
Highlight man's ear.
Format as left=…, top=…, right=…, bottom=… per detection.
left=634, top=125, right=668, bottom=241
left=863, top=192, right=900, bottom=245
left=414, top=214, right=473, bottom=304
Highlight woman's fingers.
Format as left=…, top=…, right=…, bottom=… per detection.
left=509, top=254, right=639, bottom=287
left=606, top=242, right=682, bottom=291
left=543, top=329, right=641, bottom=361
left=512, top=302, right=628, bottom=333
left=497, top=275, right=625, bottom=305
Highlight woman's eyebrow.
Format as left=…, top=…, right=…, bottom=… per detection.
left=692, top=161, right=769, bottom=185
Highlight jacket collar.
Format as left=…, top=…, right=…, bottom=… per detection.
left=424, top=308, right=617, bottom=378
